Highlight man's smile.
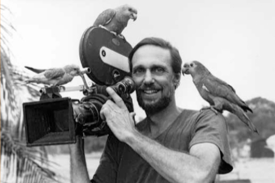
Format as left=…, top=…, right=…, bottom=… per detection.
left=143, top=89, right=158, bottom=94
left=140, top=88, right=161, bottom=100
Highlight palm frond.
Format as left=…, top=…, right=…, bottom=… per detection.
left=1, top=129, right=60, bottom=183
left=1, top=4, right=59, bottom=183
left=1, top=4, right=16, bottom=111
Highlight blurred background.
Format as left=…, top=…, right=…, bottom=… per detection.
left=1, top=0, right=275, bottom=182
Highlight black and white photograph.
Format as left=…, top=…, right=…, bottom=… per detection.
left=1, top=0, right=275, bottom=182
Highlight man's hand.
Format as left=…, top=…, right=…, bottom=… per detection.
left=100, top=87, right=136, bottom=142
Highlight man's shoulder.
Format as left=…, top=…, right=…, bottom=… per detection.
left=181, top=108, right=226, bottom=128
left=178, top=108, right=201, bottom=122
left=188, top=108, right=225, bottom=121
left=180, top=108, right=198, bottom=117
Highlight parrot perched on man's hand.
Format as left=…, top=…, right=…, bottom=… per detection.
left=182, top=60, right=258, bottom=133
left=26, top=64, right=81, bottom=86
left=93, top=4, right=137, bottom=37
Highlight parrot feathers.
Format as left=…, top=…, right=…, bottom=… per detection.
left=43, top=68, right=65, bottom=80
left=182, top=60, right=257, bottom=133
left=93, top=9, right=116, bottom=27
left=25, top=66, right=45, bottom=74
left=93, top=4, right=137, bottom=36
left=26, top=64, right=80, bottom=86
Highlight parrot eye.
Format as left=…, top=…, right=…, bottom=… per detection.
left=190, top=63, right=193, bottom=67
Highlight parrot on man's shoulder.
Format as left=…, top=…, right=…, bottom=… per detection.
left=182, top=60, right=258, bottom=133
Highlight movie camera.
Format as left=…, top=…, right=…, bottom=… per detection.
left=23, top=27, right=135, bottom=146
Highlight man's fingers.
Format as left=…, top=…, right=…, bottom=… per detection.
left=100, top=104, right=107, bottom=121
left=130, top=112, right=136, bottom=119
left=130, top=112, right=137, bottom=125
left=106, top=87, right=127, bottom=109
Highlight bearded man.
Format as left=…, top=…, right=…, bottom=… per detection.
left=70, top=37, right=233, bottom=183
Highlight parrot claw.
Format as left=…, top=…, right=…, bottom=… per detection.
left=109, top=30, right=119, bottom=37
left=200, top=106, right=220, bottom=115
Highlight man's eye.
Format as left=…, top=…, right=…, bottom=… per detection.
left=153, top=67, right=164, bottom=73
left=133, top=68, right=144, bottom=74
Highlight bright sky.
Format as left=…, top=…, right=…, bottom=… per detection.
left=3, top=0, right=275, bottom=119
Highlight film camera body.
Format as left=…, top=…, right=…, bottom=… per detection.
left=23, top=27, right=135, bottom=146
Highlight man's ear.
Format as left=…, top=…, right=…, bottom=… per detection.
left=173, top=73, right=181, bottom=89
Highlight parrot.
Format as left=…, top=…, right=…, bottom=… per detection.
left=182, top=60, right=258, bottom=133
left=26, top=64, right=81, bottom=86
left=93, top=4, right=137, bottom=38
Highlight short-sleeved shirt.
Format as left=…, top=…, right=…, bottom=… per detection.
left=91, top=109, right=233, bottom=183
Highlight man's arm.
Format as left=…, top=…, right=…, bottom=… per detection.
left=69, top=136, right=90, bottom=183
left=128, top=131, right=220, bottom=183
left=100, top=87, right=221, bottom=183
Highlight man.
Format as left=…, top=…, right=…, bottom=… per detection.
left=70, top=37, right=233, bottom=183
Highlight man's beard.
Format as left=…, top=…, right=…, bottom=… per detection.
left=136, top=91, right=171, bottom=115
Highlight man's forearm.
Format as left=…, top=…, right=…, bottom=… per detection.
left=126, top=130, right=216, bottom=183
left=69, top=136, right=90, bottom=183
left=100, top=88, right=220, bottom=182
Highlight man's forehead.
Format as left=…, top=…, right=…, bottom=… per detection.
left=134, top=45, right=169, bottom=54
left=132, top=45, right=171, bottom=65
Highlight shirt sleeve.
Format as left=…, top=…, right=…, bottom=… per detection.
left=91, top=133, right=121, bottom=183
left=189, top=109, right=233, bottom=174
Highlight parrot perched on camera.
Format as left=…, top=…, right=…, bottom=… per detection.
left=182, top=60, right=258, bottom=133
left=26, top=64, right=81, bottom=86
left=93, top=4, right=137, bottom=38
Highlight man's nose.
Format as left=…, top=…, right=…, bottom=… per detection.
left=143, top=71, right=155, bottom=84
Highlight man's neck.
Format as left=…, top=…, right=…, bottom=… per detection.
left=146, top=102, right=182, bottom=138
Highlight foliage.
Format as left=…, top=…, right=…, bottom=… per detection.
left=226, top=97, right=275, bottom=148
left=1, top=4, right=58, bottom=183
left=1, top=130, right=58, bottom=183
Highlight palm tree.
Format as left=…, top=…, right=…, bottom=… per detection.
left=1, top=4, right=58, bottom=183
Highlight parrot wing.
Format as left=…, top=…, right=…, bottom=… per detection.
left=206, top=74, right=236, bottom=94
left=209, top=94, right=258, bottom=133
left=202, top=74, right=251, bottom=112
left=93, top=9, right=116, bottom=27
left=43, top=68, right=65, bottom=80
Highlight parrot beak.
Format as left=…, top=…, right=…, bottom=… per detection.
left=131, top=13, right=137, bottom=21
left=182, top=63, right=190, bottom=75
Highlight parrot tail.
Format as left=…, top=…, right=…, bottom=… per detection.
left=241, top=105, right=253, bottom=113
left=232, top=105, right=259, bottom=134
left=25, top=66, right=45, bottom=74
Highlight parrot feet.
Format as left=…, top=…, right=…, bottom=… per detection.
left=97, top=25, right=125, bottom=40
left=200, top=106, right=221, bottom=115
left=117, top=34, right=125, bottom=40
left=109, top=30, right=125, bottom=40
